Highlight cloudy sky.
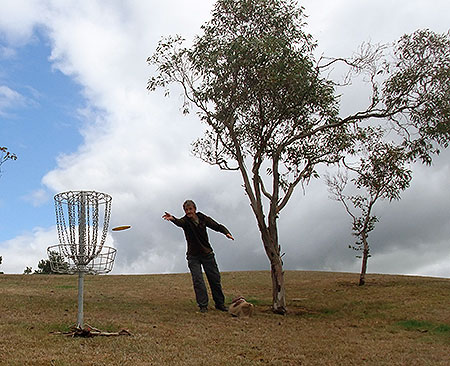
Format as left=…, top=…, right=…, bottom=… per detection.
left=0, top=0, right=449, bottom=278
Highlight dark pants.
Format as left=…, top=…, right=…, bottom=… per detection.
left=187, top=253, right=225, bottom=308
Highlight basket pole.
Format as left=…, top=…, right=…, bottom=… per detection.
left=76, top=192, right=87, bottom=328
left=77, top=271, right=85, bottom=328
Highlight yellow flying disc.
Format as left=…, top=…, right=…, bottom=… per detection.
left=112, top=225, right=131, bottom=231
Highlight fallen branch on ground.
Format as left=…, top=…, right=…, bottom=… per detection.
left=51, top=325, right=132, bottom=338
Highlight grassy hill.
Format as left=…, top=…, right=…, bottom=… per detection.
left=0, top=271, right=449, bottom=365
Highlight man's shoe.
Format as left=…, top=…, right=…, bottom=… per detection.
left=215, top=304, right=228, bottom=312
left=199, top=307, right=208, bottom=313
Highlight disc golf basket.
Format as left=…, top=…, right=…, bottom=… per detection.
left=47, top=190, right=116, bottom=330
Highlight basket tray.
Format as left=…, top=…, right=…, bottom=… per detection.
left=47, top=244, right=117, bottom=274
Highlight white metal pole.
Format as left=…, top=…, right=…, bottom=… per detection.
left=77, top=192, right=87, bottom=329
left=77, top=271, right=84, bottom=328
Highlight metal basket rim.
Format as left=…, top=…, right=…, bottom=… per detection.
left=53, top=190, right=112, bottom=204
left=47, top=244, right=117, bottom=274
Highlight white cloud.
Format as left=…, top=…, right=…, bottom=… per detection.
left=0, top=45, right=16, bottom=59
left=0, top=227, right=55, bottom=273
left=22, top=188, right=50, bottom=207
left=368, top=240, right=450, bottom=279
left=414, top=257, right=450, bottom=278
left=0, top=0, right=48, bottom=46
left=0, top=85, right=26, bottom=115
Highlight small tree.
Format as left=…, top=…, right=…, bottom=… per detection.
left=0, top=255, right=3, bottom=274
left=326, top=127, right=412, bottom=285
left=35, top=258, right=53, bottom=274
left=23, top=266, right=32, bottom=275
left=34, top=251, right=69, bottom=274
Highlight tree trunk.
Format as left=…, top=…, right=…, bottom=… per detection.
left=270, top=254, right=286, bottom=314
left=359, top=238, right=369, bottom=286
left=260, top=229, right=287, bottom=314
left=237, top=152, right=287, bottom=314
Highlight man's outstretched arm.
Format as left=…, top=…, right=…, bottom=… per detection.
left=162, top=212, right=184, bottom=227
left=162, top=212, right=174, bottom=221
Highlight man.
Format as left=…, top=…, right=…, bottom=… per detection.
left=162, top=200, right=234, bottom=313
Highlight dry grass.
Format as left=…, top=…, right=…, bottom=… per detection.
left=0, top=271, right=449, bottom=366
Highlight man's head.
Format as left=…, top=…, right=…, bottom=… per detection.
left=183, top=200, right=197, bottom=218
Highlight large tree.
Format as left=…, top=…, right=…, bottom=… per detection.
left=148, top=0, right=450, bottom=313
left=149, top=0, right=346, bottom=314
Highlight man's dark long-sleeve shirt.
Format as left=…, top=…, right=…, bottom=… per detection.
left=171, top=212, right=231, bottom=256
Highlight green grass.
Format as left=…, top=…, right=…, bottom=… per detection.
left=397, top=320, right=450, bottom=336
left=0, top=271, right=449, bottom=365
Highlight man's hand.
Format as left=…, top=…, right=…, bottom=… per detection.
left=162, top=212, right=174, bottom=221
left=226, top=233, right=234, bottom=240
